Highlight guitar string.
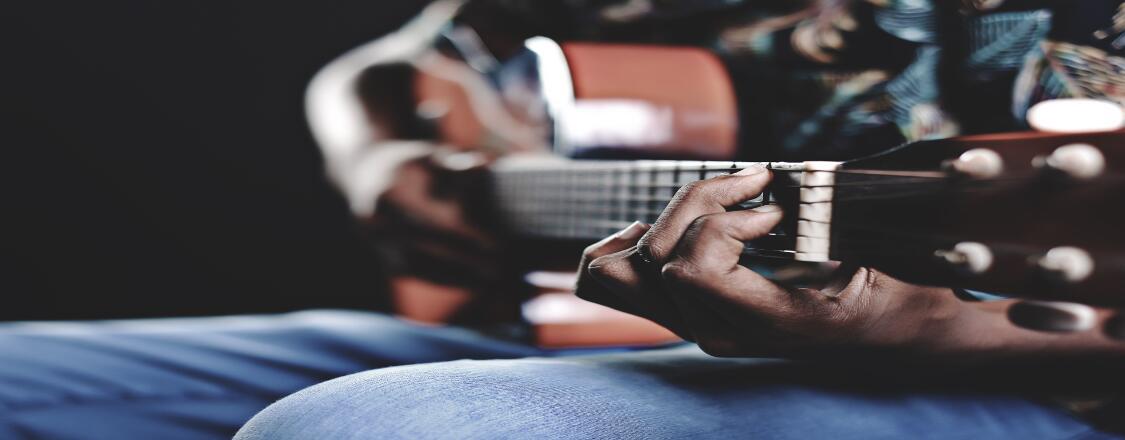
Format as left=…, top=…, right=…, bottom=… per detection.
left=494, top=180, right=1028, bottom=219
left=492, top=165, right=1110, bottom=250
left=496, top=185, right=1052, bottom=258
left=491, top=156, right=1123, bottom=261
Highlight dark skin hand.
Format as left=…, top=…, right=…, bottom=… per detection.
left=575, top=166, right=1125, bottom=367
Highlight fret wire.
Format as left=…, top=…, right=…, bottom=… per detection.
left=567, top=168, right=576, bottom=237
left=620, top=165, right=629, bottom=223
left=604, top=168, right=612, bottom=224
left=634, top=166, right=643, bottom=226
left=647, top=166, right=657, bottom=225
left=672, top=163, right=682, bottom=212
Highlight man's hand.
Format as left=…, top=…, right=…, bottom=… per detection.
left=576, top=167, right=1125, bottom=367
left=575, top=167, right=967, bottom=359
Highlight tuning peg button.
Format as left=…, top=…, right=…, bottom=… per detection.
left=936, top=242, right=994, bottom=274
left=1036, top=246, right=1095, bottom=284
left=945, top=149, right=1004, bottom=179
left=1033, top=143, right=1105, bottom=180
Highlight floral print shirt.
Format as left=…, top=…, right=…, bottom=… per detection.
left=698, top=0, right=1125, bottom=159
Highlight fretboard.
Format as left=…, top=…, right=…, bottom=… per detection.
left=490, top=157, right=807, bottom=241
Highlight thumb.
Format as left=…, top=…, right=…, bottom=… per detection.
left=575, top=222, right=650, bottom=312
left=584, top=221, right=651, bottom=262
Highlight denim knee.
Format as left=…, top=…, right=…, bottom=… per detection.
left=235, top=356, right=681, bottom=440
left=235, top=350, right=1108, bottom=440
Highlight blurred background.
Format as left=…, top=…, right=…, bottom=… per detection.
left=6, top=0, right=1121, bottom=322
left=3, top=1, right=440, bottom=320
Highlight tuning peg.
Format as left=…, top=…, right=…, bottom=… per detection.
left=1008, top=301, right=1097, bottom=333
left=936, top=242, right=993, bottom=274
left=944, top=149, right=1003, bottom=179
left=1032, top=143, right=1105, bottom=180
left=1035, top=246, right=1095, bottom=284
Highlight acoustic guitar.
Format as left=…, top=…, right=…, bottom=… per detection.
left=488, top=129, right=1125, bottom=307
left=333, top=0, right=1125, bottom=347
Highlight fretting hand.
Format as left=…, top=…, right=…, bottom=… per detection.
left=575, top=167, right=1125, bottom=363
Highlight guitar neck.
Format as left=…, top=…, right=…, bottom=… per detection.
left=489, top=156, right=808, bottom=242
left=486, top=130, right=1125, bottom=305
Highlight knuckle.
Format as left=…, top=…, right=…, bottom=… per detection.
left=587, top=254, right=626, bottom=281
left=586, top=256, right=611, bottom=277
left=687, top=214, right=726, bottom=236
left=675, top=180, right=715, bottom=201
left=686, top=215, right=711, bottom=234
left=676, top=180, right=703, bottom=198
left=661, top=260, right=702, bottom=285
left=582, top=232, right=634, bottom=261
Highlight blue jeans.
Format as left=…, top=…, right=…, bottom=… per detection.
left=0, top=310, right=542, bottom=439
left=0, top=310, right=1115, bottom=439
left=235, top=346, right=1118, bottom=440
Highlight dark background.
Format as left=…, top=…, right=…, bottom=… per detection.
left=3, top=1, right=430, bottom=320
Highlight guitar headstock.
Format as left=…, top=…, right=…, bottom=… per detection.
left=825, top=130, right=1125, bottom=305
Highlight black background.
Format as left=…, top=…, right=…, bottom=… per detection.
left=3, top=1, right=428, bottom=320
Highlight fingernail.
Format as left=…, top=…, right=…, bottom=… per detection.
left=1104, top=315, right=1125, bottom=340
left=751, top=204, right=783, bottom=213
left=733, top=165, right=768, bottom=176
left=614, top=221, right=649, bottom=240
left=1007, top=301, right=1097, bottom=333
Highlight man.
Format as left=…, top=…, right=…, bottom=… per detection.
left=4, top=1, right=1124, bottom=439
left=234, top=0, right=1125, bottom=438
left=237, top=166, right=1125, bottom=439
